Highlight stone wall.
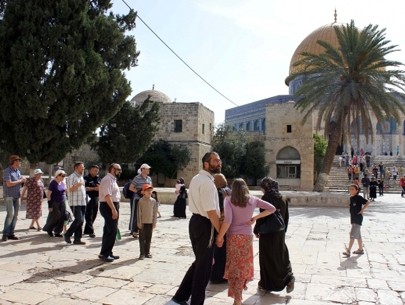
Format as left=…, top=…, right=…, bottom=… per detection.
left=265, top=101, right=314, bottom=191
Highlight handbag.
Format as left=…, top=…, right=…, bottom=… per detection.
left=254, top=209, right=285, bottom=235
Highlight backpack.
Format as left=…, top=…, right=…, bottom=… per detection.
left=123, top=181, right=134, bottom=199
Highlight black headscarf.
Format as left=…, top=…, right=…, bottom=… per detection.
left=260, top=177, right=282, bottom=198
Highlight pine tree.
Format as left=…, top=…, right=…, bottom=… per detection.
left=0, top=0, right=139, bottom=163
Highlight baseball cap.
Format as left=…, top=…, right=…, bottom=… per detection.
left=9, top=155, right=22, bottom=164
left=140, top=163, right=151, bottom=169
left=142, top=184, right=153, bottom=192
left=34, top=169, right=44, bottom=175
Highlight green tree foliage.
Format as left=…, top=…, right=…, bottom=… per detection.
left=0, top=0, right=139, bottom=164
left=313, top=134, right=327, bottom=181
left=137, top=140, right=191, bottom=179
left=286, top=20, right=405, bottom=191
left=212, top=124, right=246, bottom=179
left=93, top=99, right=160, bottom=164
left=241, top=141, right=268, bottom=183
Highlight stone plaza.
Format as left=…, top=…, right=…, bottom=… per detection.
left=0, top=192, right=405, bottom=305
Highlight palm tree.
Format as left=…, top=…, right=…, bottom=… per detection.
left=286, top=20, right=405, bottom=192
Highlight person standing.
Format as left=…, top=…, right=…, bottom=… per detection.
left=400, top=175, right=405, bottom=197
left=128, top=164, right=152, bottom=238
left=173, top=177, right=187, bottom=218
left=369, top=177, right=378, bottom=201
left=65, top=162, right=86, bottom=245
left=84, top=165, right=101, bottom=238
left=172, top=152, right=222, bottom=305
left=2, top=155, right=26, bottom=241
left=98, top=163, right=122, bottom=263
left=137, top=184, right=158, bottom=260
left=255, top=177, right=295, bottom=293
left=342, top=184, right=370, bottom=257
left=21, top=169, right=45, bottom=231
left=210, top=173, right=230, bottom=284
left=216, top=178, right=276, bottom=305
left=361, top=174, right=370, bottom=199
left=43, top=169, right=67, bottom=237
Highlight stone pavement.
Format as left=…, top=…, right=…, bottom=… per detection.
left=0, top=193, right=405, bottom=305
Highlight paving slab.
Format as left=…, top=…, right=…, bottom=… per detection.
left=1, top=193, right=405, bottom=304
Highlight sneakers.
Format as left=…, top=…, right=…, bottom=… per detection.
left=353, top=249, right=365, bottom=255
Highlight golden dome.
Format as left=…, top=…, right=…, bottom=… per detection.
left=287, top=23, right=343, bottom=82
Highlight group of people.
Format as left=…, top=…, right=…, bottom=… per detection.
left=1, top=155, right=159, bottom=264
left=171, top=151, right=295, bottom=305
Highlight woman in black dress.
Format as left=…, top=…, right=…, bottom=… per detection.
left=255, top=177, right=295, bottom=293
left=173, top=178, right=187, bottom=218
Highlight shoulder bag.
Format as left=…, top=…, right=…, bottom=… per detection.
left=254, top=209, right=285, bottom=235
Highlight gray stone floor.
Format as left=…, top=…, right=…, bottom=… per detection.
left=0, top=193, right=405, bottom=305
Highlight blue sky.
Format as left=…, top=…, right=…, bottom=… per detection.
left=112, top=0, right=405, bottom=125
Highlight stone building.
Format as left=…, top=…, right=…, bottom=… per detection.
left=225, top=17, right=405, bottom=191
left=131, top=88, right=214, bottom=186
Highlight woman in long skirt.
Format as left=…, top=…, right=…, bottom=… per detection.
left=216, top=178, right=276, bottom=305
left=173, top=178, right=187, bottom=218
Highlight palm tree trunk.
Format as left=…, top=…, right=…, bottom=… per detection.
left=313, top=124, right=341, bottom=192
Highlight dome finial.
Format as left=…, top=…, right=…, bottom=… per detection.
left=334, top=8, right=337, bottom=23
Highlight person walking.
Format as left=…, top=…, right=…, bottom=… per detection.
left=84, top=165, right=101, bottom=238
left=215, top=178, right=276, bottom=305
left=172, top=152, right=222, bottom=305
left=65, top=162, right=87, bottom=245
left=43, top=169, right=67, bottom=237
left=369, top=177, right=378, bottom=201
left=128, top=164, right=152, bottom=238
left=137, top=184, right=158, bottom=260
left=361, top=174, right=370, bottom=199
left=255, top=177, right=295, bottom=293
left=98, top=163, right=122, bottom=263
left=342, top=184, right=370, bottom=257
left=21, top=169, right=45, bottom=231
left=2, top=155, right=26, bottom=241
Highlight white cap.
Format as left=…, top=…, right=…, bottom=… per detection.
left=33, top=169, right=44, bottom=175
left=140, top=163, right=151, bottom=169
left=54, top=169, right=67, bottom=177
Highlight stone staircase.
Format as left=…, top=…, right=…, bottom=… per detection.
left=327, top=155, right=404, bottom=193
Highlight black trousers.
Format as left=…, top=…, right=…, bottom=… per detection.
left=139, top=223, right=153, bottom=255
left=84, top=196, right=99, bottom=235
left=65, top=205, right=85, bottom=241
left=43, top=201, right=66, bottom=234
left=99, top=202, right=119, bottom=257
left=173, top=214, right=215, bottom=305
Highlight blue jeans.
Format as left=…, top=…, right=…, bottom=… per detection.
left=3, top=197, right=20, bottom=236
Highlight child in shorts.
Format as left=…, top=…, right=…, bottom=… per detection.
left=343, top=184, right=370, bottom=257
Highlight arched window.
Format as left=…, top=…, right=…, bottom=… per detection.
left=276, top=146, right=301, bottom=179
left=261, top=119, right=266, bottom=132
left=254, top=120, right=259, bottom=131
left=246, top=121, right=251, bottom=131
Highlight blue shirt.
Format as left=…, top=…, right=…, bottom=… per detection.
left=3, top=166, right=23, bottom=198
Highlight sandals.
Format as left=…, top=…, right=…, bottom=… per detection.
left=353, top=249, right=364, bottom=255
left=342, top=250, right=351, bottom=257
